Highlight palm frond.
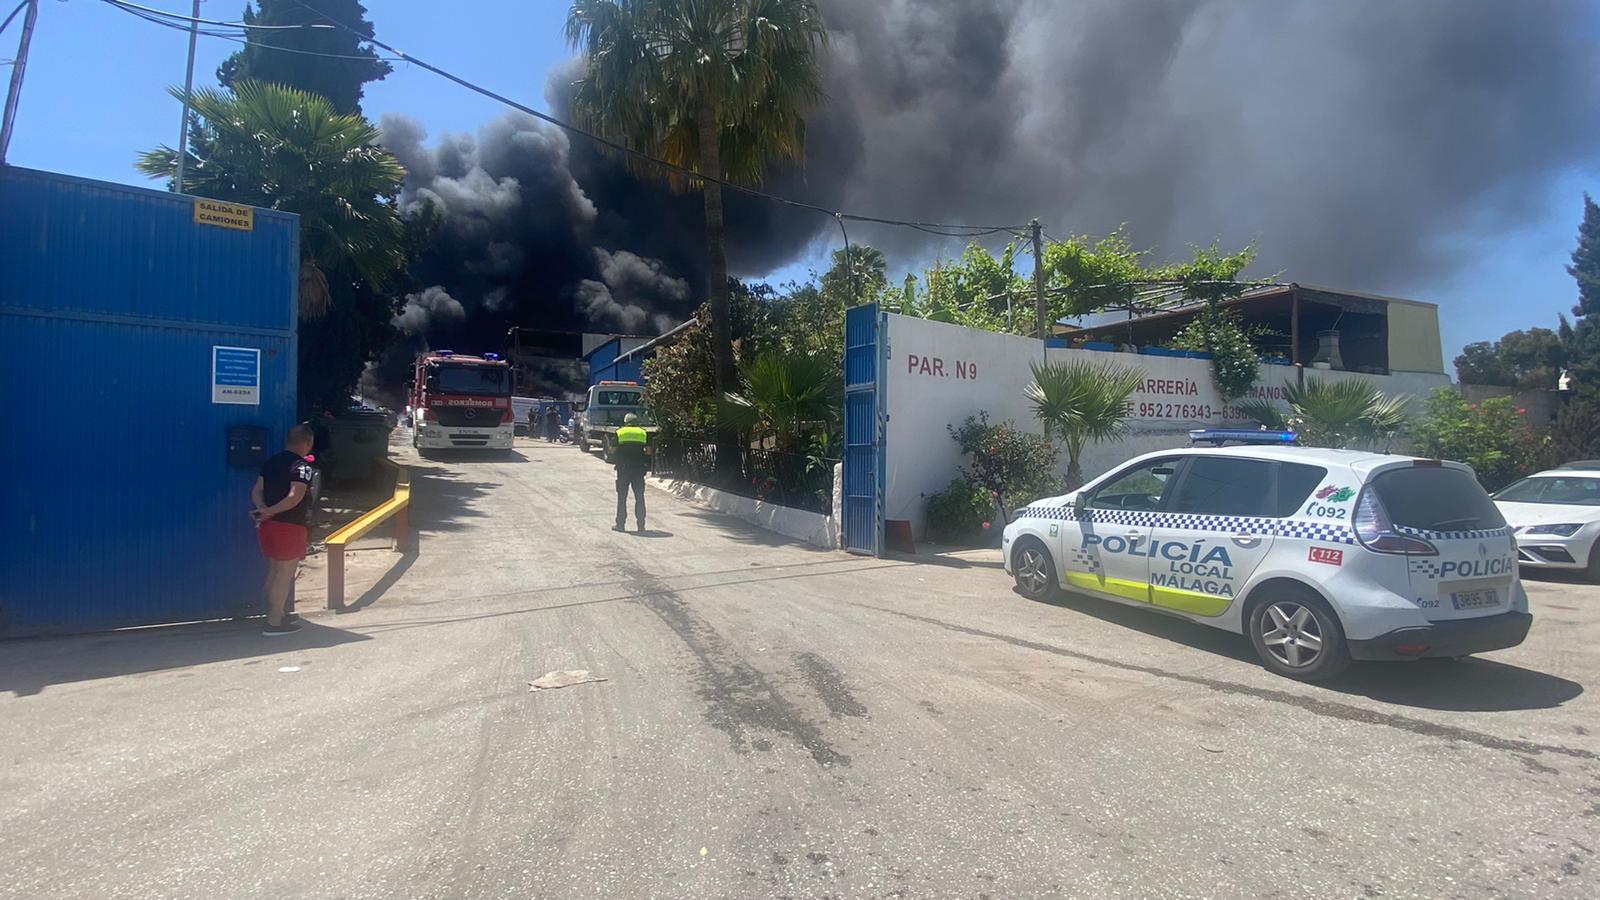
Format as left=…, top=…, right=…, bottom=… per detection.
left=1235, top=399, right=1288, bottom=430
left=565, top=0, right=827, bottom=188
left=1024, top=359, right=1142, bottom=482
left=139, top=80, right=408, bottom=303
left=1281, top=377, right=1414, bottom=448
left=720, top=351, right=842, bottom=450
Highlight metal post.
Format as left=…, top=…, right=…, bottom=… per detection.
left=1290, top=284, right=1301, bottom=366
left=394, top=505, right=410, bottom=554
left=1030, top=219, right=1047, bottom=340
left=173, top=0, right=201, bottom=193
left=327, top=546, right=345, bottom=610
left=0, top=0, right=41, bottom=164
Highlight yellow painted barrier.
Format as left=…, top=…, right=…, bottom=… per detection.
left=325, top=461, right=411, bottom=610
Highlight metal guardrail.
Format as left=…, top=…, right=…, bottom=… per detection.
left=324, top=460, right=412, bottom=610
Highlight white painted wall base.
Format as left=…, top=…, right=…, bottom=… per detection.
left=648, top=476, right=841, bottom=550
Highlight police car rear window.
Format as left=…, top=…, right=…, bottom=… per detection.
left=1277, top=463, right=1328, bottom=517
left=1369, top=466, right=1505, bottom=531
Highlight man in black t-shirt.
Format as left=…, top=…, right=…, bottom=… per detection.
left=251, top=424, right=317, bottom=635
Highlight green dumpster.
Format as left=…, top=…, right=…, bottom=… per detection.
left=324, top=411, right=392, bottom=486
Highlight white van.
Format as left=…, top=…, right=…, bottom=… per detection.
left=1002, top=443, right=1531, bottom=681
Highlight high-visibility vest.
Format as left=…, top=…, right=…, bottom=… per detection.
left=616, top=426, right=648, bottom=444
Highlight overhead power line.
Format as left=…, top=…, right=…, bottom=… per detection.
left=103, top=0, right=334, bottom=30
left=1, top=0, right=29, bottom=38
left=275, top=0, right=1027, bottom=236
left=100, top=0, right=406, bottom=62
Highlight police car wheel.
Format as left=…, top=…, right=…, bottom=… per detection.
left=1248, top=590, right=1350, bottom=681
left=1585, top=537, right=1600, bottom=583
left=1012, top=540, right=1058, bottom=600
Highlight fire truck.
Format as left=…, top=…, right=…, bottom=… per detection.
left=408, top=351, right=515, bottom=452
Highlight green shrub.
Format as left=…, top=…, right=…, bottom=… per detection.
left=1410, top=389, right=1547, bottom=491
left=925, top=478, right=994, bottom=544
left=947, top=412, right=1065, bottom=517
left=1170, top=305, right=1261, bottom=400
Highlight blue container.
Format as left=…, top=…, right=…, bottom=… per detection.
left=1082, top=341, right=1116, bottom=352
left=0, top=167, right=299, bottom=636
left=585, top=337, right=645, bottom=386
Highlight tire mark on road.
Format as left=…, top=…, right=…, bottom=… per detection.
left=623, top=564, right=850, bottom=767
left=867, top=606, right=1596, bottom=761
left=794, top=652, right=868, bottom=719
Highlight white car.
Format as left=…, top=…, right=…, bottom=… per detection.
left=1002, top=440, right=1531, bottom=681
left=1493, top=465, right=1600, bottom=581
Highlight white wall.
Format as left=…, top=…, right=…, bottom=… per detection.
left=1386, top=301, right=1446, bottom=374
left=882, top=313, right=1450, bottom=539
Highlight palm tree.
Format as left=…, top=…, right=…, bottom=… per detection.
left=1238, top=378, right=1410, bottom=449
left=566, top=0, right=828, bottom=468
left=821, top=244, right=888, bottom=306
left=1024, top=359, right=1144, bottom=488
left=720, top=352, right=841, bottom=457
left=137, top=80, right=406, bottom=316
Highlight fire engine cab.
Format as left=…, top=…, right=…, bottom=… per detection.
left=409, top=351, right=515, bottom=452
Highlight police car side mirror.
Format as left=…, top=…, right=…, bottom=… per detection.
left=1072, top=492, right=1088, bottom=511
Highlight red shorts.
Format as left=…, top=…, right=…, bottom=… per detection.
left=257, top=520, right=308, bottom=562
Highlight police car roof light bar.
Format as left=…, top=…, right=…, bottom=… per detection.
left=1188, top=428, right=1300, bottom=446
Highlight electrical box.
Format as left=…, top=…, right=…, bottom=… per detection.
left=226, top=424, right=271, bottom=469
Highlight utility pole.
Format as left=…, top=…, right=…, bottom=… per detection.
left=173, top=0, right=202, bottom=194
left=0, top=0, right=41, bottom=164
left=1030, top=219, right=1047, bottom=340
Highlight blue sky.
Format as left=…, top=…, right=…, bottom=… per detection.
left=6, top=0, right=1593, bottom=365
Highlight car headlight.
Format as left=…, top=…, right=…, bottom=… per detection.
left=1524, top=523, right=1584, bottom=536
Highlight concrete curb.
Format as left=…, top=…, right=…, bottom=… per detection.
left=647, top=475, right=840, bottom=549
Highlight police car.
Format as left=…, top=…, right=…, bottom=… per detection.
left=1002, top=430, right=1532, bottom=681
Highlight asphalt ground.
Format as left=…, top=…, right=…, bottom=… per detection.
left=2, top=437, right=1597, bottom=899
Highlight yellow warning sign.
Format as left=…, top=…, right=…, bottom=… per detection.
left=193, top=198, right=255, bottom=231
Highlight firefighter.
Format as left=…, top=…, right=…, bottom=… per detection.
left=613, top=413, right=650, bottom=533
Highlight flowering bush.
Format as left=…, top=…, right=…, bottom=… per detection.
left=1410, top=389, right=1547, bottom=491
left=1170, top=305, right=1261, bottom=400
left=947, top=413, right=1064, bottom=516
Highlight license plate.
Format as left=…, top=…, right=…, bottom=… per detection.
left=1451, top=589, right=1500, bottom=610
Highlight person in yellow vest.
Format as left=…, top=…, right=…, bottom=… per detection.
left=613, top=413, right=651, bottom=533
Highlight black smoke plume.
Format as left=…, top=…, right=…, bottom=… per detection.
left=371, top=0, right=1598, bottom=401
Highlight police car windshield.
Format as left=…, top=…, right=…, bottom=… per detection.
left=1495, top=475, right=1600, bottom=506
left=1370, top=467, right=1505, bottom=531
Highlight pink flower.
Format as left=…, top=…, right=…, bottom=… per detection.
left=981, top=521, right=992, bottom=529
left=1517, top=407, right=1527, bottom=415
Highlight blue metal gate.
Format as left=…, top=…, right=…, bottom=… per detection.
left=0, top=168, right=299, bottom=636
left=842, top=304, right=885, bottom=555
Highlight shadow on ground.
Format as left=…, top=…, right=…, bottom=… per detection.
left=0, top=620, right=370, bottom=697
left=337, top=550, right=419, bottom=614
left=407, top=463, right=494, bottom=534
left=891, top=548, right=1005, bottom=571
left=679, top=509, right=836, bottom=552
left=1521, top=569, right=1598, bottom=586
left=1028, top=588, right=1582, bottom=712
